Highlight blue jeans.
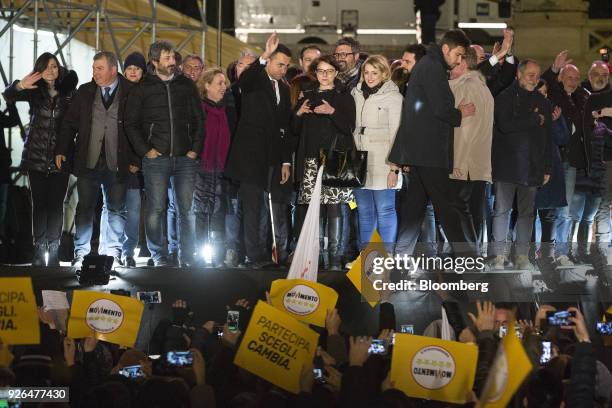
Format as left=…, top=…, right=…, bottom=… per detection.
left=74, top=166, right=127, bottom=258
left=99, top=188, right=141, bottom=258
left=353, top=188, right=397, bottom=251
left=555, top=163, right=576, bottom=256
left=569, top=191, right=601, bottom=227
left=167, top=187, right=179, bottom=254
left=143, top=156, right=197, bottom=262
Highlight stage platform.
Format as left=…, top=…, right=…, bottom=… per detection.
left=0, top=263, right=609, bottom=350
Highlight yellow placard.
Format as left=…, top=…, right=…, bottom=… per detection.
left=480, top=323, right=533, bottom=407
left=67, top=290, right=144, bottom=347
left=234, top=300, right=319, bottom=394
left=391, top=334, right=478, bottom=405
left=269, top=279, right=338, bottom=327
left=0, top=277, right=40, bottom=345
left=346, top=230, right=389, bottom=307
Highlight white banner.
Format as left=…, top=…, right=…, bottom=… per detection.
left=287, top=166, right=324, bottom=281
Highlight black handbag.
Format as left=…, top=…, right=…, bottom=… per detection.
left=320, top=135, right=368, bottom=188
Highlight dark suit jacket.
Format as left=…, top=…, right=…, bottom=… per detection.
left=56, top=75, right=139, bottom=179
left=478, top=57, right=517, bottom=97
left=388, top=44, right=461, bottom=170
left=225, top=60, right=295, bottom=190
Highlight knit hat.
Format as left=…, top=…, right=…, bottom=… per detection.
left=124, top=52, right=147, bottom=72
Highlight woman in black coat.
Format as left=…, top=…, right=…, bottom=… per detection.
left=292, top=55, right=356, bottom=270
left=2, top=53, right=78, bottom=266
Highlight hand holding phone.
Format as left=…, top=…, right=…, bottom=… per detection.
left=368, top=339, right=387, bottom=355
left=227, top=310, right=239, bottom=333
left=546, top=310, right=576, bottom=327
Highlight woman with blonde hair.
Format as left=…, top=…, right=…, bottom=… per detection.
left=351, top=54, right=403, bottom=252
left=194, top=67, right=237, bottom=265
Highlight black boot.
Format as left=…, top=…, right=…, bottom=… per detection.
left=32, top=242, right=46, bottom=266
left=328, top=215, right=343, bottom=271
left=47, top=240, right=60, bottom=267
left=575, top=222, right=593, bottom=263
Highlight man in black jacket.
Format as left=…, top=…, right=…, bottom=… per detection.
left=55, top=51, right=137, bottom=268
left=124, top=41, right=204, bottom=267
left=490, top=59, right=552, bottom=270
left=542, top=50, right=591, bottom=263
left=389, top=29, right=476, bottom=259
left=225, top=33, right=294, bottom=267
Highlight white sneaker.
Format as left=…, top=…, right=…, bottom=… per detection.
left=490, top=255, right=506, bottom=270
left=555, top=255, right=574, bottom=267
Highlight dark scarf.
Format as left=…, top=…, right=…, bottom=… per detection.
left=361, top=81, right=384, bottom=100
left=201, top=98, right=231, bottom=172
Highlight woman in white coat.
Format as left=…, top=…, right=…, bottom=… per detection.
left=351, top=55, right=403, bottom=250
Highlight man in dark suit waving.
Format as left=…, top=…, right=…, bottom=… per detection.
left=225, top=33, right=294, bottom=267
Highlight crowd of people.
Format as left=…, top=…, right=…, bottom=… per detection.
left=1, top=293, right=609, bottom=407
left=1, top=28, right=612, bottom=272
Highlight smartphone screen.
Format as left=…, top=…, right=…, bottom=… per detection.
left=596, top=322, right=612, bottom=335
left=227, top=310, right=239, bottom=332
left=137, top=291, right=162, bottom=304
left=368, top=339, right=387, bottom=355
left=166, top=351, right=193, bottom=367
left=400, top=324, right=414, bottom=334
left=546, top=310, right=576, bottom=326
left=540, top=341, right=552, bottom=364
left=119, top=364, right=144, bottom=378
left=313, top=368, right=326, bottom=383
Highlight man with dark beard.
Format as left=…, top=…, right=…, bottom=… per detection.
left=125, top=41, right=204, bottom=267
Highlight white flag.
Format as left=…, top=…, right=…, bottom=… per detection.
left=287, top=165, right=324, bottom=281
left=441, top=306, right=454, bottom=341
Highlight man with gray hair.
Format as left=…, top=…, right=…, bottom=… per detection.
left=491, top=59, right=553, bottom=270
left=448, top=46, right=494, bottom=247
left=583, top=60, right=610, bottom=94
left=56, top=51, right=138, bottom=268
left=125, top=41, right=204, bottom=267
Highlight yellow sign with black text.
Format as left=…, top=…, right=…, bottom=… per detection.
left=480, top=323, right=533, bottom=407
left=346, top=230, right=388, bottom=307
left=67, top=290, right=144, bottom=347
left=233, top=301, right=319, bottom=394
left=269, top=279, right=338, bottom=327
left=0, top=277, right=40, bottom=345
left=391, top=334, right=478, bottom=405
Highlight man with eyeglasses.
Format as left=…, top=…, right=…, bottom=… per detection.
left=334, top=37, right=362, bottom=91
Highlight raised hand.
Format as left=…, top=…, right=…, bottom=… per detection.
left=553, top=50, right=573, bottom=73
left=349, top=336, right=372, bottom=367
left=467, top=300, right=496, bottom=332
left=263, top=32, right=280, bottom=60
left=325, top=308, right=341, bottom=336
left=19, top=71, right=42, bottom=89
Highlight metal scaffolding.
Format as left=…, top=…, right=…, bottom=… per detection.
left=0, top=0, right=210, bottom=152
left=0, top=0, right=208, bottom=81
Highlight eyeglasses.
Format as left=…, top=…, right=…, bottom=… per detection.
left=333, top=52, right=354, bottom=59
left=316, top=69, right=337, bottom=76
left=183, top=64, right=203, bottom=72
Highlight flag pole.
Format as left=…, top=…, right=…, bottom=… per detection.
left=268, top=192, right=279, bottom=264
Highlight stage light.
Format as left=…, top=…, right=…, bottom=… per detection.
left=44, top=251, right=49, bottom=266
left=458, top=22, right=507, bottom=29
left=201, top=244, right=213, bottom=265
